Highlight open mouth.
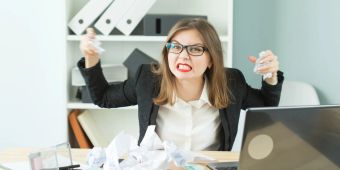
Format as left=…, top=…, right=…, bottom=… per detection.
left=176, top=63, right=192, bottom=72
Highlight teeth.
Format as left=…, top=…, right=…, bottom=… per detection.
left=178, top=64, right=191, bottom=70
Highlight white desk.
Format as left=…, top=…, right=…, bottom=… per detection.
left=0, top=148, right=239, bottom=170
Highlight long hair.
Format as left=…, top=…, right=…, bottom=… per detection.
left=152, top=18, right=231, bottom=109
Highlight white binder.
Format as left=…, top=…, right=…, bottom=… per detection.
left=116, top=0, right=157, bottom=35
left=77, top=110, right=108, bottom=147
left=68, top=0, right=113, bottom=35
left=95, top=0, right=135, bottom=35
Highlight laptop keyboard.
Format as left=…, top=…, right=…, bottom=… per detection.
left=207, top=162, right=239, bottom=170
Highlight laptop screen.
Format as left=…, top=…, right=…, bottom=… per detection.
left=238, top=105, right=340, bottom=170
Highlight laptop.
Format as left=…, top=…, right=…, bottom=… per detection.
left=208, top=105, right=340, bottom=170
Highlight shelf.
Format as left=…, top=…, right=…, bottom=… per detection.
left=67, top=99, right=138, bottom=110
left=67, top=35, right=230, bottom=42
left=65, top=0, right=233, bottom=148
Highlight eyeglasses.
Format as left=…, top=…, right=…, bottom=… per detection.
left=166, top=42, right=208, bottom=56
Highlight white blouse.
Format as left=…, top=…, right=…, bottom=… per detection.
left=156, top=81, right=221, bottom=151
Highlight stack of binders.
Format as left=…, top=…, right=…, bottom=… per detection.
left=68, top=109, right=93, bottom=148
left=68, top=109, right=109, bottom=148
left=68, top=0, right=157, bottom=35
left=132, top=14, right=208, bottom=36
left=76, top=110, right=109, bottom=147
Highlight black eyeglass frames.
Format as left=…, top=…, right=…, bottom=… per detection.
left=166, top=42, right=208, bottom=56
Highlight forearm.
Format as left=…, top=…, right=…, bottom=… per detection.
left=261, top=71, right=284, bottom=106
left=264, top=71, right=278, bottom=85
left=85, top=53, right=100, bottom=68
left=78, top=58, right=110, bottom=105
left=78, top=58, right=137, bottom=108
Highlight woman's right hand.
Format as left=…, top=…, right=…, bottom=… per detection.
left=80, top=28, right=100, bottom=68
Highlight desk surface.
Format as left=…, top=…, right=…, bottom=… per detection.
left=0, top=148, right=239, bottom=170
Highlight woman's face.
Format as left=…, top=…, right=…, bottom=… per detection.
left=167, top=29, right=212, bottom=81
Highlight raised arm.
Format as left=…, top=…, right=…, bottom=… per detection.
left=77, top=28, right=138, bottom=108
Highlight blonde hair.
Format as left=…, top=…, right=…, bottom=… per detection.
left=152, top=18, right=231, bottom=109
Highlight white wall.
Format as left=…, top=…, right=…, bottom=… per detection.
left=233, top=0, right=340, bottom=104
left=232, top=0, right=340, bottom=152
left=0, top=1, right=67, bottom=149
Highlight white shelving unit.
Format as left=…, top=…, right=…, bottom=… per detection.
left=67, top=35, right=230, bottom=42
left=67, top=99, right=138, bottom=110
left=65, top=0, right=233, bottom=146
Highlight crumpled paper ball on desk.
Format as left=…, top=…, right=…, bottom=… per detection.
left=86, top=125, right=215, bottom=170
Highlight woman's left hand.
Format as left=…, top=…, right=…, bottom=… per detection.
left=248, top=50, right=279, bottom=85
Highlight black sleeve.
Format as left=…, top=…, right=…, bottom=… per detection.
left=77, top=57, right=138, bottom=108
left=231, top=69, right=284, bottom=109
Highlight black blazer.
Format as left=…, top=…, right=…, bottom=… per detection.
left=78, top=58, right=284, bottom=151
